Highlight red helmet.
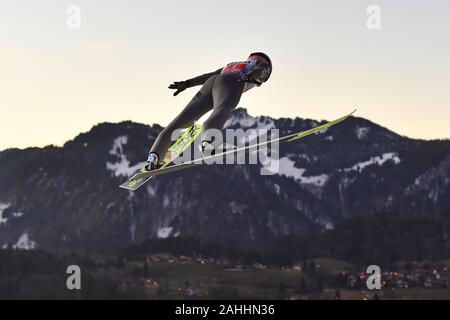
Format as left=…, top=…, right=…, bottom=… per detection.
left=248, top=52, right=272, bottom=80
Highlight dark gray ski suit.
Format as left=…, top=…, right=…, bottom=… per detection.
left=150, top=57, right=271, bottom=161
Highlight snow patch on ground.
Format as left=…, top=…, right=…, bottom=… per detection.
left=127, top=191, right=135, bottom=201
left=414, top=177, right=422, bottom=186
left=344, top=152, right=400, bottom=173
left=13, top=233, right=37, bottom=250
left=225, top=113, right=275, bottom=130
left=109, top=136, right=128, bottom=156
left=224, top=113, right=256, bottom=128
left=324, top=222, right=334, bottom=230
left=163, top=194, right=170, bottom=208
left=340, top=176, right=356, bottom=189
left=318, top=127, right=328, bottom=134
left=256, top=118, right=275, bottom=130
left=229, top=201, right=245, bottom=214
left=428, top=187, right=439, bottom=204
left=106, top=136, right=146, bottom=177
left=300, top=173, right=329, bottom=186
left=274, top=183, right=281, bottom=195
left=0, top=203, right=10, bottom=225
left=157, top=227, right=173, bottom=239
left=147, top=185, right=157, bottom=197
left=107, top=159, right=146, bottom=177
left=316, top=218, right=335, bottom=230
left=295, top=154, right=312, bottom=163
left=356, top=127, right=370, bottom=140
left=266, top=157, right=328, bottom=187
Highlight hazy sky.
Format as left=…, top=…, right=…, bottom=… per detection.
left=1, top=0, right=449, bottom=150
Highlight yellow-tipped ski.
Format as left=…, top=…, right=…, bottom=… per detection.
left=287, top=109, right=357, bottom=142
left=119, top=123, right=203, bottom=190
left=121, top=110, right=357, bottom=187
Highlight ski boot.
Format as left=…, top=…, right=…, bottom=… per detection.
left=145, top=152, right=160, bottom=170
left=200, top=140, right=215, bottom=156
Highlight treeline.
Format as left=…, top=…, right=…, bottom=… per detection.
left=124, top=237, right=263, bottom=263
left=0, top=249, right=134, bottom=299
left=126, top=212, right=450, bottom=266
left=307, top=212, right=450, bottom=265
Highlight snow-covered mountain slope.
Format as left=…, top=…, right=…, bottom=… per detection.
left=0, top=109, right=449, bottom=253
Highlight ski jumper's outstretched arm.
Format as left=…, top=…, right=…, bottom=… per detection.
left=149, top=68, right=223, bottom=161
left=185, top=69, right=223, bottom=86
left=168, top=68, right=222, bottom=96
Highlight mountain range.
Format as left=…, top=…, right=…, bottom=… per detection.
left=0, top=108, right=449, bottom=261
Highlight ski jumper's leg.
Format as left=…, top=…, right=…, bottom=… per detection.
left=202, top=74, right=245, bottom=145
left=149, top=76, right=216, bottom=160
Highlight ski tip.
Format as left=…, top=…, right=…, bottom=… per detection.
left=119, top=183, right=138, bottom=191
left=119, top=184, right=133, bottom=191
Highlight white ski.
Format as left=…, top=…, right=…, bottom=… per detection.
left=131, top=109, right=357, bottom=180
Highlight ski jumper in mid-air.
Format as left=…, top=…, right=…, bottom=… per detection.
left=145, top=52, right=272, bottom=170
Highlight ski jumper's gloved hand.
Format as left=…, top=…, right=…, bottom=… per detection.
left=169, top=69, right=223, bottom=96
left=168, top=81, right=190, bottom=96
